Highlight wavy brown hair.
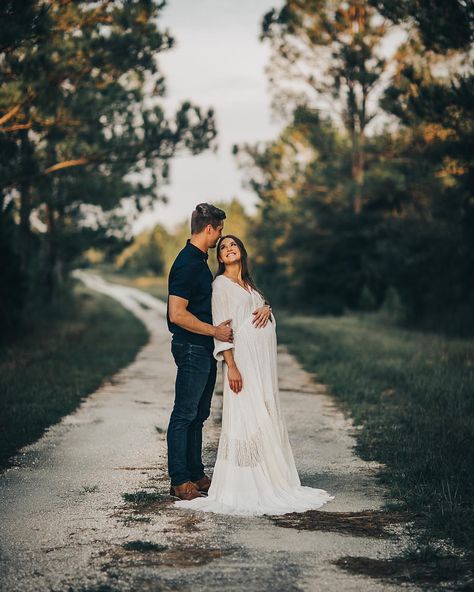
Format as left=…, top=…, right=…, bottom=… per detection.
left=215, top=235, right=268, bottom=303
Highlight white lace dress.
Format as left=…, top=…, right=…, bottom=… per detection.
left=174, top=274, right=334, bottom=516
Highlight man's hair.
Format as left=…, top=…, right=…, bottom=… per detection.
left=191, top=203, right=226, bottom=234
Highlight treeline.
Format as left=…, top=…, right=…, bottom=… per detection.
left=90, top=198, right=251, bottom=276
left=0, top=0, right=216, bottom=341
left=236, top=0, right=473, bottom=334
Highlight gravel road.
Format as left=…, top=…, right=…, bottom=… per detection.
left=0, top=272, right=419, bottom=592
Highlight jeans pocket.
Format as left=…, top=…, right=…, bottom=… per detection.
left=189, top=343, right=207, bottom=351
left=171, top=340, right=186, bottom=363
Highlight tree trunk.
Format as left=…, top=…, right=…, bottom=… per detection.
left=19, top=127, right=34, bottom=275
left=351, top=126, right=365, bottom=215
left=44, top=200, right=59, bottom=303
left=350, top=2, right=367, bottom=215
left=348, top=94, right=365, bottom=215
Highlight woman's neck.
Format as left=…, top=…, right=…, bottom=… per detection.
left=223, top=263, right=242, bottom=281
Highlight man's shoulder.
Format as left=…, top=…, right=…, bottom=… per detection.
left=170, top=246, right=199, bottom=273
left=172, top=243, right=188, bottom=263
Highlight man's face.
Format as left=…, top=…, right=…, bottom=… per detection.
left=208, top=223, right=223, bottom=248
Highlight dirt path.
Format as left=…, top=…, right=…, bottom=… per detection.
left=0, top=272, right=419, bottom=592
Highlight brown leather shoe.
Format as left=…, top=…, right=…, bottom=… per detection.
left=169, top=481, right=204, bottom=501
left=192, top=475, right=212, bottom=493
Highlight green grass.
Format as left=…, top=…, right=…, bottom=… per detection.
left=277, top=312, right=474, bottom=552
left=0, top=281, right=148, bottom=470
left=121, top=491, right=169, bottom=504
left=122, top=540, right=167, bottom=552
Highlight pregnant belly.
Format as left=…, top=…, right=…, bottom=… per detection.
left=236, top=315, right=275, bottom=342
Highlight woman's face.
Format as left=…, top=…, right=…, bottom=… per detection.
left=218, top=237, right=242, bottom=265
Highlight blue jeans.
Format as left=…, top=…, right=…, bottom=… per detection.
left=167, top=337, right=217, bottom=486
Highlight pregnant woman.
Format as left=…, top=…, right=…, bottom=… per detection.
left=175, top=235, right=334, bottom=516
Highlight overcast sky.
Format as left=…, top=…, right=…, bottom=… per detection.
left=133, top=0, right=281, bottom=233
left=132, top=1, right=405, bottom=234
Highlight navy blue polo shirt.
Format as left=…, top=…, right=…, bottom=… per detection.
left=167, top=239, right=214, bottom=351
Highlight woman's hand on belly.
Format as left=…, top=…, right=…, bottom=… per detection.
left=252, top=305, right=272, bottom=328
left=227, top=363, right=243, bottom=394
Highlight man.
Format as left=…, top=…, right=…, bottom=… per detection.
left=167, top=203, right=233, bottom=501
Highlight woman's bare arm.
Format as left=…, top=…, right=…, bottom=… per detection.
left=222, top=349, right=243, bottom=394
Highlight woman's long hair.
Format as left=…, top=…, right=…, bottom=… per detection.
left=215, top=235, right=268, bottom=303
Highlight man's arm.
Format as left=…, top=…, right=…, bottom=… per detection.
left=168, top=295, right=233, bottom=342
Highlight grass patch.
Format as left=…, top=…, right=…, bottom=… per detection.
left=79, top=485, right=99, bottom=495
left=277, top=312, right=474, bottom=552
left=120, top=515, right=151, bottom=525
left=0, top=281, right=148, bottom=470
left=71, top=586, right=119, bottom=592
left=106, top=544, right=226, bottom=569
left=334, top=544, right=474, bottom=589
left=122, top=540, right=167, bottom=552
left=121, top=491, right=169, bottom=504
left=270, top=509, right=416, bottom=538
left=120, top=490, right=172, bottom=514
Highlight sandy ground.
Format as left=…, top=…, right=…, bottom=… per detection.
left=0, top=272, right=420, bottom=592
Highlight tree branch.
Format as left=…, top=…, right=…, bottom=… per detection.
left=2, top=123, right=32, bottom=132
left=0, top=104, right=21, bottom=126
left=43, top=158, right=90, bottom=175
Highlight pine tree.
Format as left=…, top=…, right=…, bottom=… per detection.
left=0, top=1, right=217, bottom=317
left=261, top=0, right=389, bottom=214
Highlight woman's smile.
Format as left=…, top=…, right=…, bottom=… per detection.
left=219, top=238, right=241, bottom=263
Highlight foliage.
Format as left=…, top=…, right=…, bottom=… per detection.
left=369, top=0, right=474, bottom=52
left=261, top=0, right=389, bottom=213
left=278, top=312, right=474, bottom=551
left=0, top=201, right=25, bottom=338
left=0, top=0, right=217, bottom=339
left=110, top=197, right=252, bottom=277
left=0, top=281, right=148, bottom=469
left=0, top=1, right=49, bottom=53
left=116, top=225, right=168, bottom=275
left=239, top=1, right=474, bottom=333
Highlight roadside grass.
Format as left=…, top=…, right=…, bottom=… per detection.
left=122, top=540, right=168, bottom=552
left=0, top=280, right=148, bottom=470
left=276, top=312, right=474, bottom=553
left=93, top=265, right=168, bottom=302
left=121, top=491, right=169, bottom=504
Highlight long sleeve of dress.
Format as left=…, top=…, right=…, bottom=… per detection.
left=212, top=280, right=235, bottom=362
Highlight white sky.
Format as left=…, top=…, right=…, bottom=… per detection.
left=133, top=0, right=281, bottom=233
left=132, top=1, right=405, bottom=234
